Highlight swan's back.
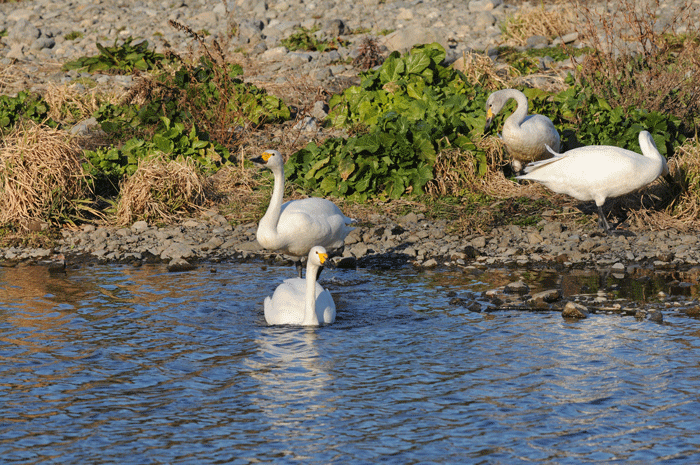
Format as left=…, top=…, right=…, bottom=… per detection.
left=264, top=277, right=336, bottom=326
left=518, top=143, right=665, bottom=203
left=276, top=198, right=354, bottom=256
left=504, top=114, right=561, bottom=161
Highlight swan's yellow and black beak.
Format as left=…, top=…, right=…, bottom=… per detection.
left=318, top=252, right=328, bottom=265
left=251, top=151, right=273, bottom=165
left=484, top=107, right=494, bottom=132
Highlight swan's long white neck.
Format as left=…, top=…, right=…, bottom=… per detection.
left=257, top=162, right=285, bottom=249
left=303, top=261, right=319, bottom=325
left=504, top=89, right=529, bottom=128
left=639, top=133, right=668, bottom=181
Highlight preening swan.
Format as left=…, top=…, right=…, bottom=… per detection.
left=484, top=88, right=561, bottom=173
left=264, top=246, right=336, bottom=326
left=516, top=130, right=669, bottom=232
left=253, top=149, right=355, bottom=277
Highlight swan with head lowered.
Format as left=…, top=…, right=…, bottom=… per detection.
left=264, top=246, right=336, bottom=326
left=252, top=149, right=355, bottom=277
left=516, top=130, right=669, bottom=233
left=485, top=88, right=561, bottom=173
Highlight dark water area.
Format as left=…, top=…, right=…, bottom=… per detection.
left=2, top=262, right=700, bottom=463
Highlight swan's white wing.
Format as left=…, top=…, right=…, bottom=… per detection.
left=277, top=198, right=355, bottom=256
left=264, top=277, right=335, bottom=326
left=264, top=278, right=306, bottom=325
left=316, top=287, right=336, bottom=324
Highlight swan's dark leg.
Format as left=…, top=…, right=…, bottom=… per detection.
left=315, top=266, right=324, bottom=281
left=597, top=205, right=612, bottom=233
left=295, top=260, right=303, bottom=278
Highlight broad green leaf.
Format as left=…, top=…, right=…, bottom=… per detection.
left=338, top=157, right=356, bottom=180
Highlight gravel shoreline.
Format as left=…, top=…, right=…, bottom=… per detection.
left=3, top=0, right=700, bottom=316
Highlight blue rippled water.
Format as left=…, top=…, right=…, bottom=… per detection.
left=1, top=263, right=699, bottom=463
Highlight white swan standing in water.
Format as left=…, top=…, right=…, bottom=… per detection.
left=252, top=149, right=355, bottom=278
left=264, top=246, right=336, bottom=326
left=516, top=130, right=669, bottom=233
left=484, top=88, right=561, bottom=172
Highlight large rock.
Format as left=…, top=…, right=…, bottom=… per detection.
left=380, top=27, right=447, bottom=54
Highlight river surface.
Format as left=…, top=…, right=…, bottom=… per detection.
left=1, top=261, right=700, bottom=463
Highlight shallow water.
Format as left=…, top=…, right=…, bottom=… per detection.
left=1, top=262, right=700, bottom=463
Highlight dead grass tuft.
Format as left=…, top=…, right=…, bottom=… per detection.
left=501, top=1, right=576, bottom=46
left=352, top=37, right=384, bottom=71
left=426, top=136, right=514, bottom=197
left=43, top=82, right=125, bottom=125
left=116, top=154, right=215, bottom=225
left=452, top=51, right=512, bottom=90
left=0, top=121, right=91, bottom=226
left=625, top=139, right=700, bottom=231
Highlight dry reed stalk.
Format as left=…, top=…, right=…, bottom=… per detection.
left=0, top=121, right=89, bottom=226
left=116, top=154, right=214, bottom=225
left=426, top=136, right=520, bottom=198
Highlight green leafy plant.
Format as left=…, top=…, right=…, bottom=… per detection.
left=95, top=56, right=290, bottom=147
left=287, top=43, right=489, bottom=201
left=64, top=31, right=83, bottom=41
left=62, top=37, right=170, bottom=73
left=552, top=77, right=685, bottom=156
left=0, top=91, right=55, bottom=131
left=281, top=26, right=346, bottom=52
left=84, top=116, right=228, bottom=192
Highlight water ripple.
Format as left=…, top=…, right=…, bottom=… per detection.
left=1, top=264, right=699, bottom=463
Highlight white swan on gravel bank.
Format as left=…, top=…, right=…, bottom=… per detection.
left=264, top=246, right=336, bottom=326
left=252, top=149, right=355, bottom=278
left=516, top=130, right=669, bottom=233
left=484, top=88, right=561, bottom=173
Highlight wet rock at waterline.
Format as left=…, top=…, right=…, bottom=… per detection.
left=562, top=302, right=590, bottom=319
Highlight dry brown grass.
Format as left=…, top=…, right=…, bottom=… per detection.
left=574, top=0, right=700, bottom=127
left=0, top=121, right=91, bottom=226
left=501, top=1, right=576, bottom=46
left=625, top=138, right=700, bottom=231
left=452, top=51, right=513, bottom=90
left=426, top=136, right=516, bottom=198
left=115, top=154, right=215, bottom=225
left=43, top=82, right=124, bottom=125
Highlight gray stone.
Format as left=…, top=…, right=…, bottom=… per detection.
left=504, top=280, right=530, bottom=295
left=562, top=302, right=589, bottom=319
left=324, top=19, right=346, bottom=36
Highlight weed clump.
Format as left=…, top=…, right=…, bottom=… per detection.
left=0, top=121, right=91, bottom=226
left=352, top=37, right=384, bottom=70
left=116, top=154, right=213, bottom=225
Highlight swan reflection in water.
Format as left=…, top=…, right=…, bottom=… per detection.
left=245, top=326, right=336, bottom=433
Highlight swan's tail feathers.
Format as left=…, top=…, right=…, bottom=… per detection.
left=545, top=144, right=559, bottom=156
left=520, top=153, right=565, bottom=174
